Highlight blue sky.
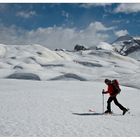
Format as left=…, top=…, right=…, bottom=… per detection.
left=0, top=3, right=140, bottom=49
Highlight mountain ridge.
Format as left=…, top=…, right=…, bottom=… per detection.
left=112, top=35, right=140, bottom=58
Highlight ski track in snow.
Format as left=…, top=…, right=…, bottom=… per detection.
left=0, top=79, right=140, bottom=136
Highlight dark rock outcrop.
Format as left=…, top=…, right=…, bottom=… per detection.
left=74, top=44, right=87, bottom=51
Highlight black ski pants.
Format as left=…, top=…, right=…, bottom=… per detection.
left=107, top=96, right=126, bottom=112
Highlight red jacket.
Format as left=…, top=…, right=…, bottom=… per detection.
left=106, top=84, right=117, bottom=96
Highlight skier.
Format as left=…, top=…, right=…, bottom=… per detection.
left=102, top=79, right=128, bottom=115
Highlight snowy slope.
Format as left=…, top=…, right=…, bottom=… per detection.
left=0, top=44, right=72, bottom=80
left=0, top=79, right=140, bottom=136
left=97, top=42, right=114, bottom=51
left=0, top=43, right=140, bottom=86
left=0, top=43, right=140, bottom=136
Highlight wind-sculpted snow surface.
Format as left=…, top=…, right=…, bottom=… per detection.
left=0, top=43, right=140, bottom=88
left=0, top=79, right=140, bottom=136
left=0, top=44, right=72, bottom=80
left=49, top=73, right=87, bottom=81
left=7, top=73, right=41, bottom=80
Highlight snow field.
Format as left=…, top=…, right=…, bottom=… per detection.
left=0, top=43, right=140, bottom=136
left=0, top=79, right=140, bottom=136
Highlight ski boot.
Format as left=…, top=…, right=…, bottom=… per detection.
left=122, top=108, right=129, bottom=115
left=104, top=110, right=113, bottom=114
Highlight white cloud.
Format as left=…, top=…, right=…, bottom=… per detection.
left=114, top=30, right=129, bottom=37
left=88, top=22, right=114, bottom=31
left=16, top=10, right=36, bottom=18
left=0, top=22, right=114, bottom=50
left=79, top=3, right=112, bottom=8
left=114, top=3, right=140, bottom=13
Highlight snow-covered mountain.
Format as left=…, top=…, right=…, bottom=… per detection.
left=112, top=35, right=140, bottom=60
left=96, top=42, right=114, bottom=51
left=0, top=43, right=140, bottom=87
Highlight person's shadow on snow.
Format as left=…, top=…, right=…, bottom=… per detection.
left=72, top=112, right=103, bottom=116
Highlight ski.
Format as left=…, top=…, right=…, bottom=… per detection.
left=88, top=108, right=131, bottom=116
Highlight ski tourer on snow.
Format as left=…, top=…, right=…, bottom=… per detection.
left=102, top=79, right=129, bottom=115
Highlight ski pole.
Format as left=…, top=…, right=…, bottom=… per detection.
left=102, top=89, right=104, bottom=113
left=103, top=93, right=104, bottom=113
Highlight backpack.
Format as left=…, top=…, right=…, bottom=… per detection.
left=111, top=79, right=121, bottom=94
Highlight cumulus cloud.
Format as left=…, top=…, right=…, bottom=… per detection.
left=0, top=22, right=114, bottom=50
left=16, top=10, right=36, bottom=18
left=114, top=29, right=129, bottom=37
left=114, top=3, right=140, bottom=13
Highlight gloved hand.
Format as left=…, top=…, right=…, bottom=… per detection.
left=102, top=89, right=106, bottom=94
